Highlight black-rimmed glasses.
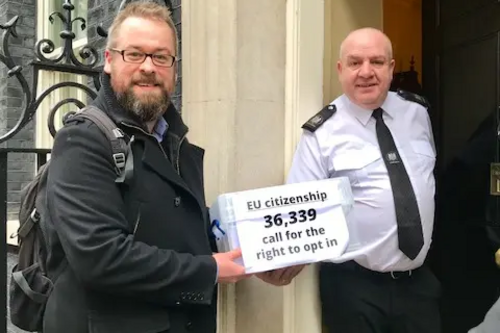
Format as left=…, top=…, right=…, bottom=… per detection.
left=109, top=48, right=176, bottom=68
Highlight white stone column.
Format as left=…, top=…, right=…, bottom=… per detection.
left=182, top=1, right=287, bottom=332
left=283, top=1, right=325, bottom=333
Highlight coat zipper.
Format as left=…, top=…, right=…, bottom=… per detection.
left=132, top=209, right=141, bottom=235
left=175, top=135, right=186, bottom=175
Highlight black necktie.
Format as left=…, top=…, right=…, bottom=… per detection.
left=372, top=108, right=424, bottom=260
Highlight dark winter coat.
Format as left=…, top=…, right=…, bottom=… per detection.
left=42, top=73, right=218, bottom=333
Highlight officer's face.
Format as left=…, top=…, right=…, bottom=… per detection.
left=104, top=16, right=177, bottom=123
left=337, top=31, right=394, bottom=110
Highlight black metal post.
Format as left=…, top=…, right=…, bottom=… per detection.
left=37, top=152, right=48, bottom=171
left=0, top=151, right=8, bottom=333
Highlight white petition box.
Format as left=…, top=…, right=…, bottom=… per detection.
left=209, top=178, right=354, bottom=273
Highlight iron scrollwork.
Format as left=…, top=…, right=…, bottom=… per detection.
left=0, top=0, right=102, bottom=144
left=0, top=0, right=176, bottom=144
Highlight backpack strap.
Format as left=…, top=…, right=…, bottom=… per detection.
left=68, top=105, right=134, bottom=185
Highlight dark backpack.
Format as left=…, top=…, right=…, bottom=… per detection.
left=9, top=105, right=134, bottom=332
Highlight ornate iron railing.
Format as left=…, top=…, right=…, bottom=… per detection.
left=0, top=0, right=173, bottom=331
left=0, top=0, right=173, bottom=143
left=0, top=1, right=101, bottom=143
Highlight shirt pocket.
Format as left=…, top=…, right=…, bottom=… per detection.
left=331, top=148, right=380, bottom=185
left=410, top=140, right=436, bottom=173
left=411, top=140, right=435, bottom=158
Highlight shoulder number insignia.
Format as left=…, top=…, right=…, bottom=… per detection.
left=302, top=104, right=337, bottom=132
left=397, top=89, right=430, bottom=109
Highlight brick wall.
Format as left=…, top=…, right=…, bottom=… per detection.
left=0, top=0, right=36, bottom=221
left=87, top=0, right=182, bottom=111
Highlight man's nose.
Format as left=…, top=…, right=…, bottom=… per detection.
left=358, top=61, right=373, bottom=77
left=139, top=55, right=156, bottom=73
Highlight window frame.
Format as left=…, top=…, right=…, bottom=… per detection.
left=35, top=0, right=88, bottom=149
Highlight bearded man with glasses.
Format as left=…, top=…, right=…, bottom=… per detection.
left=41, top=2, right=248, bottom=333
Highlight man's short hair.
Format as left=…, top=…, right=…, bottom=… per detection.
left=106, top=1, right=178, bottom=56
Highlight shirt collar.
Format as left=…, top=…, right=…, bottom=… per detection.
left=342, top=93, right=394, bottom=126
left=152, top=116, right=169, bottom=142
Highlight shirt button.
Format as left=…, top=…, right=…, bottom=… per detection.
left=174, top=197, right=181, bottom=207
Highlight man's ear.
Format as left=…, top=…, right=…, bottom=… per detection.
left=337, top=60, right=343, bottom=76
left=389, top=58, right=395, bottom=76
left=103, top=49, right=112, bottom=74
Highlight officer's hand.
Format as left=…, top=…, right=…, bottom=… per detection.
left=213, top=248, right=251, bottom=283
left=256, top=264, right=306, bottom=286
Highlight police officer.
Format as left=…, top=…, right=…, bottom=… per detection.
left=286, top=28, right=441, bottom=332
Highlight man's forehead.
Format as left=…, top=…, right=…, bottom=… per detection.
left=342, top=41, right=390, bottom=60
left=340, top=30, right=392, bottom=59
left=115, top=17, right=175, bottom=50
left=345, top=29, right=388, bottom=46
left=120, top=17, right=169, bottom=34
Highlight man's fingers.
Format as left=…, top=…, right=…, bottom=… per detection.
left=257, top=265, right=306, bottom=286
left=281, top=265, right=305, bottom=281
left=277, top=268, right=293, bottom=282
left=257, top=270, right=289, bottom=286
left=272, top=269, right=287, bottom=281
left=235, top=265, right=246, bottom=275
left=228, top=248, right=242, bottom=260
left=269, top=267, right=294, bottom=281
left=267, top=265, right=305, bottom=284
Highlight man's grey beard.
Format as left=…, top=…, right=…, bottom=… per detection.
left=116, top=87, right=171, bottom=124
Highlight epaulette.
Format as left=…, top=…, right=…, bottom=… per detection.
left=397, top=89, right=430, bottom=109
left=301, top=104, right=337, bottom=132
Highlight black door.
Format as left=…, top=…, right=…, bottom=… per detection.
left=423, top=0, right=500, bottom=332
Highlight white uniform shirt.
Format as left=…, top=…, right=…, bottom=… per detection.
left=287, top=92, right=436, bottom=272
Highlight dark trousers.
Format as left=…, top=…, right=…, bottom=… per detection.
left=320, top=261, right=442, bottom=333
